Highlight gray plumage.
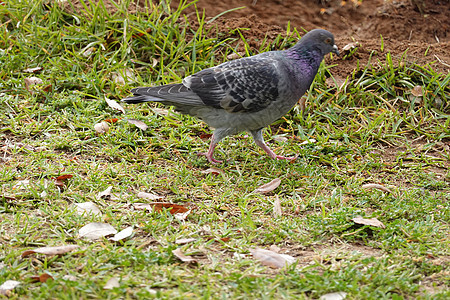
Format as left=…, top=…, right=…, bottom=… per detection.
left=122, top=29, right=339, bottom=164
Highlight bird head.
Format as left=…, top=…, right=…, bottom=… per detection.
left=299, top=29, right=340, bottom=57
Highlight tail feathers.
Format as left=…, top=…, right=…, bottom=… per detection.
left=121, top=95, right=163, bottom=104
left=122, top=83, right=204, bottom=106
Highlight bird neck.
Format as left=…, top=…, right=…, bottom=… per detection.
left=285, top=47, right=323, bottom=77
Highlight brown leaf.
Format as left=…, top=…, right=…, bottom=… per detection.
left=352, top=216, right=386, bottom=228
left=104, top=118, right=119, bottom=123
left=30, top=273, right=53, bottom=283
left=42, top=84, right=52, bottom=92
left=172, top=248, right=197, bottom=263
left=361, top=183, right=393, bottom=194
left=199, top=133, right=212, bottom=140
left=55, top=174, right=73, bottom=181
left=21, top=245, right=79, bottom=258
left=105, top=98, right=125, bottom=113
left=250, top=248, right=296, bottom=269
left=151, top=203, right=189, bottom=215
left=254, top=178, right=281, bottom=194
left=127, top=119, right=148, bottom=131
left=24, top=76, right=43, bottom=92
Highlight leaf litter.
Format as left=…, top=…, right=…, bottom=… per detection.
left=254, top=178, right=281, bottom=194
left=172, top=248, right=198, bottom=263
left=74, top=202, right=102, bottom=216
left=250, top=248, right=296, bottom=269
left=352, top=216, right=386, bottom=229
left=78, top=222, right=118, bottom=240
left=21, top=245, right=79, bottom=258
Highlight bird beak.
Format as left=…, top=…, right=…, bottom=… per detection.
left=332, top=44, right=340, bottom=56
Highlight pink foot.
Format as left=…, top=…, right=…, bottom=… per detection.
left=197, top=152, right=223, bottom=164
left=275, top=154, right=298, bottom=161
left=255, top=140, right=297, bottom=162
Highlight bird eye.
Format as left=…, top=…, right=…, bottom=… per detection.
left=325, top=38, right=332, bottom=44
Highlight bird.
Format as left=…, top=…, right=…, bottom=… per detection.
left=122, top=29, right=339, bottom=164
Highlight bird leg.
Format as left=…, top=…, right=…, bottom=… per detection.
left=251, top=129, right=297, bottom=161
left=197, top=141, right=222, bottom=164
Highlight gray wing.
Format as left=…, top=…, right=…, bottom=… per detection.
left=183, top=56, right=280, bottom=113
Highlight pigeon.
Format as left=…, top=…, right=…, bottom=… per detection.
left=122, top=29, right=339, bottom=164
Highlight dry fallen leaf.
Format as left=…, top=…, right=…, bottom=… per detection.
left=127, top=119, right=148, bottom=131
left=273, top=195, right=282, bottom=217
left=30, top=273, right=53, bottom=283
left=23, top=66, right=43, bottom=73
left=112, top=68, right=135, bottom=85
left=320, top=292, right=348, bottom=300
left=172, top=248, right=197, bottom=263
left=21, top=245, right=79, bottom=258
left=105, top=98, right=125, bottom=114
left=12, top=179, right=30, bottom=190
left=94, top=121, right=110, bottom=134
left=201, top=168, right=224, bottom=175
left=254, top=178, right=281, bottom=194
left=81, top=46, right=96, bottom=57
left=299, top=138, right=316, bottom=145
left=55, top=174, right=73, bottom=181
left=175, top=238, right=196, bottom=244
left=352, top=216, right=386, bottom=229
left=78, top=222, right=117, bottom=240
left=97, top=186, right=113, bottom=200
left=137, top=191, right=164, bottom=201
left=74, top=202, right=102, bottom=216
left=133, top=203, right=153, bottom=211
left=104, top=277, right=120, bottom=290
left=104, top=118, right=119, bottom=123
left=250, top=248, right=296, bottom=269
left=54, top=174, right=73, bottom=189
left=151, top=107, right=170, bottom=116
left=62, top=275, right=77, bottom=281
left=342, top=42, right=358, bottom=52
left=24, top=76, right=43, bottom=92
left=411, top=85, right=423, bottom=97
left=0, top=280, right=20, bottom=296
left=361, top=183, right=393, bottom=194
left=151, top=203, right=189, bottom=215
left=273, top=135, right=288, bottom=142
left=174, top=209, right=191, bottom=221
left=109, top=226, right=133, bottom=242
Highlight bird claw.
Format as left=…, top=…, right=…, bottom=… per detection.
left=197, top=152, right=223, bottom=164
left=275, top=154, right=298, bottom=162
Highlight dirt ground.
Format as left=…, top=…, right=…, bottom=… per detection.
left=170, top=0, right=450, bottom=77
left=63, top=0, right=449, bottom=77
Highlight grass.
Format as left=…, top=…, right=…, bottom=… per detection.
left=1, top=0, right=449, bottom=298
